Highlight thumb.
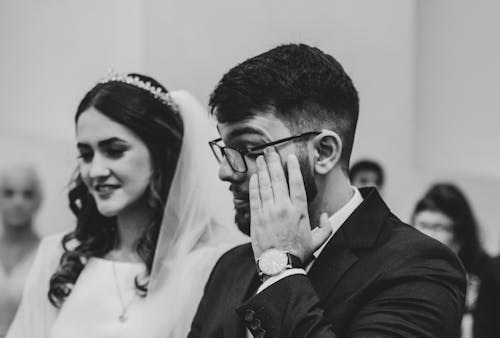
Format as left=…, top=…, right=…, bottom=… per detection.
left=311, top=212, right=332, bottom=251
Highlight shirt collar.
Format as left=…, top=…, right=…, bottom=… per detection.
left=312, top=186, right=364, bottom=259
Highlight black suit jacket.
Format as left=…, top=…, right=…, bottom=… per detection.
left=474, top=255, right=500, bottom=338
left=189, top=188, right=466, bottom=338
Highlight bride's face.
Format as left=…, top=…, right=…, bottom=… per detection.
left=76, top=107, right=152, bottom=217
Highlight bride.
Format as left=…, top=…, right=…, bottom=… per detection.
left=6, top=71, right=246, bottom=338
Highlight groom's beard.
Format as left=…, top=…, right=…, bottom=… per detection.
left=235, top=208, right=250, bottom=236
left=234, top=149, right=318, bottom=236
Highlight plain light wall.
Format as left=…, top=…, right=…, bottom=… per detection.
left=0, top=0, right=145, bottom=235
left=143, top=0, right=418, bottom=218
left=417, top=0, right=500, bottom=180
left=416, top=0, right=500, bottom=254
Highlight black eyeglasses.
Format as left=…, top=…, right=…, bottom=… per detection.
left=209, top=131, right=321, bottom=173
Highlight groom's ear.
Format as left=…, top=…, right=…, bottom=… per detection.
left=312, top=130, right=342, bottom=175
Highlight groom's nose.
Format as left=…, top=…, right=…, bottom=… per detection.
left=218, top=157, right=234, bottom=182
left=218, top=157, right=244, bottom=183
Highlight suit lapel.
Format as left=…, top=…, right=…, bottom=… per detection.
left=223, top=248, right=260, bottom=337
left=308, top=228, right=358, bottom=301
left=221, top=189, right=391, bottom=336
left=308, top=188, right=391, bottom=301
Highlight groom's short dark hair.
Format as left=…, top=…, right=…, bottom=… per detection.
left=209, top=43, right=359, bottom=172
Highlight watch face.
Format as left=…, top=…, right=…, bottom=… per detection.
left=258, top=249, right=288, bottom=276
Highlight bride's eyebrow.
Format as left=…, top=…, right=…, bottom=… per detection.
left=98, top=137, right=128, bottom=147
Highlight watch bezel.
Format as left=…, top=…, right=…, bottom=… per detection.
left=257, top=248, right=289, bottom=276
left=258, top=248, right=299, bottom=277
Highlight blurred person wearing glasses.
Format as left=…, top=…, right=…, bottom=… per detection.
left=474, top=254, right=500, bottom=338
left=0, top=164, right=41, bottom=338
left=412, top=183, right=491, bottom=338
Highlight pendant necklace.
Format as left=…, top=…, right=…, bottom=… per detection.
left=111, top=261, right=137, bottom=322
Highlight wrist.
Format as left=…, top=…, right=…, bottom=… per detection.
left=256, top=248, right=303, bottom=281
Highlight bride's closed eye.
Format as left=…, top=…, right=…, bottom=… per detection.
left=102, top=145, right=128, bottom=159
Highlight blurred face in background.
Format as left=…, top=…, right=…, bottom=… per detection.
left=413, top=210, right=459, bottom=253
left=76, top=107, right=152, bottom=218
left=0, top=166, right=42, bottom=229
left=351, top=169, right=381, bottom=190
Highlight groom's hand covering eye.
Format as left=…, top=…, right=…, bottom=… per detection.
left=249, top=147, right=331, bottom=262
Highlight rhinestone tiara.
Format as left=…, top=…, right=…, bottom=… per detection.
left=98, top=69, right=177, bottom=110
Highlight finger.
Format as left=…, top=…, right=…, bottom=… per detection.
left=256, top=155, right=274, bottom=206
left=249, top=174, right=265, bottom=259
left=249, top=173, right=262, bottom=216
left=264, top=147, right=289, bottom=200
left=287, top=154, right=308, bottom=210
left=311, top=213, right=332, bottom=251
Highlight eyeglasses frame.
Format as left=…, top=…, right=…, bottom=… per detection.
left=208, top=131, right=321, bottom=173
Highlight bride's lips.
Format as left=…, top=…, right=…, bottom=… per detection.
left=93, top=184, right=121, bottom=197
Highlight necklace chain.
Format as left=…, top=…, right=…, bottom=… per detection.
left=111, top=261, right=137, bottom=322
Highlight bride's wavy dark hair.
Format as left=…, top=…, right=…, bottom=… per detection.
left=48, top=74, right=184, bottom=307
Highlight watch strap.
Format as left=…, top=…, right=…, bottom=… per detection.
left=286, top=253, right=303, bottom=269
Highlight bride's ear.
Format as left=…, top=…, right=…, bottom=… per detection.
left=312, top=130, right=342, bottom=175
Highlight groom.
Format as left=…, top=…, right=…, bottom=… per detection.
left=189, top=44, right=465, bottom=337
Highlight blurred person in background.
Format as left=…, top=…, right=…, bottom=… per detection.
left=0, top=164, right=42, bottom=338
left=473, top=252, right=500, bottom=337
left=7, top=72, right=244, bottom=338
left=349, top=159, right=385, bottom=193
left=412, top=183, right=491, bottom=338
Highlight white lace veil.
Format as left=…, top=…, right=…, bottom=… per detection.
left=144, top=90, right=247, bottom=337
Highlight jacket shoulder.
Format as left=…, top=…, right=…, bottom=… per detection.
left=214, top=242, right=253, bottom=269
left=376, top=216, right=466, bottom=279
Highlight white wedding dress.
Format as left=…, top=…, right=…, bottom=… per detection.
left=6, top=90, right=247, bottom=338
left=8, top=234, right=235, bottom=338
left=51, top=256, right=146, bottom=337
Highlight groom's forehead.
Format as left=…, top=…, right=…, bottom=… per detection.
left=217, top=124, right=264, bottom=141
left=217, top=116, right=290, bottom=141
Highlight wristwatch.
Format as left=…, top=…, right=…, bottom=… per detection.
left=256, top=248, right=303, bottom=279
